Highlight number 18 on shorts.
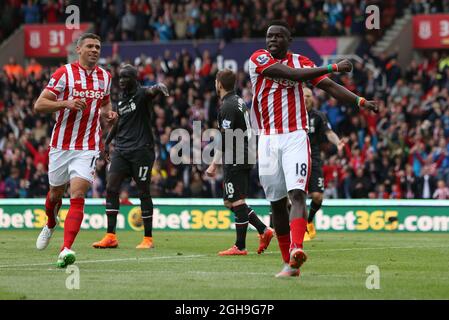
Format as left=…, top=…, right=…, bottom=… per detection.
left=258, top=130, right=311, bottom=201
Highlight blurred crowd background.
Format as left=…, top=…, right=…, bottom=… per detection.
left=1, top=0, right=449, bottom=200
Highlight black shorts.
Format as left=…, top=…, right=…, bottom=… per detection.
left=308, top=163, right=324, bottom=193
left=109, top=147, right=155, bottom=183
left=223, top=168, right=250, bottom=203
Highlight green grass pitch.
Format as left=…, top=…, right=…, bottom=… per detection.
left=0, top=230, right=448, bottom=300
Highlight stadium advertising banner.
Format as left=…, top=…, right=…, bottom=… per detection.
left=101, top=38, right=337, bottom=71
left=0, top=199, right=448, bottom=232
left=413, top=14, right=449, bottom=48
left=24, top=23, right=91, bottom=57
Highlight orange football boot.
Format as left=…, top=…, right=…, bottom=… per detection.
left=218, top=245, right=248, bottom=256
left=136, top=236, right=154, bottom=249
left=289, top=248, right=307, bottom=269
left=92, top=233, right=118, bottom=248
left=257, top=227, right=274, bottom=254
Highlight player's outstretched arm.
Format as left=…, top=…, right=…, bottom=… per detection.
left=34, top=89, right=86, bottom=113
left=145, top=83, right=169, bottom=98
left=316, top=77, right=379, bottom=113
left=262, top=59, right=352, bottom=83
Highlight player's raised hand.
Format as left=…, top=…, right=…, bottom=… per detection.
left=336, top=59, right=353, bottom=73
left=363, top=100, right=379, bottom=113
left=65, top=99, right=87, bottom=111
left=337, top=140, right=345, bottom=152
left=206, top=163, right=216, bottom=178
left=157, top=83, right=169, bottom=97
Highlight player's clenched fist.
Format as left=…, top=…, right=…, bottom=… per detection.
left=65, top=99, right=87, bottom=111
left=363, top=100, right=379, bottom=113
left=336, top=59, right=353, bottom=73
left=105, top=110, right=118, bottom=123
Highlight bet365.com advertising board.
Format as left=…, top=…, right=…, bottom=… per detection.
left=0, top=199, right=448, bottom=232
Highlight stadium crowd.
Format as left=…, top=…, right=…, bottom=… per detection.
left=2, top=0, right=439, bottom=44
left=1, top=0, right=449, bottom=200
left=2, top=44, right=449, bottom=200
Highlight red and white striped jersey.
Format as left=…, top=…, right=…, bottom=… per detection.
left=249, top=49, right=327, bottom=135
left=46, top=61, right=111, bottom=151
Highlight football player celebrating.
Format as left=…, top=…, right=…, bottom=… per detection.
left=92, top=64, right=168, bottom=249
left=248, top=20, right=378, bottom=277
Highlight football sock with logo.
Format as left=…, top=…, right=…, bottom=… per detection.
left=45, top=192, right=61, bottom=229
left=247, top=206, right=267, bottom=234
left=140, top=196, right=154, bottom=237
left=106, top=193, right=120, bottom=234
left=277, top=234, right=291, bottom=263
left=308, top=200, right=321, bottom=223
left=290, top=218, right=307, bottom=250
left=62, top=198, right=85, bottom=250
left=233, top=204, right=249, bottom=250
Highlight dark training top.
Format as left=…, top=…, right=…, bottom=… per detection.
left=114, top=86, right=155, bottom=151
left=308, top=108, right=331, bottom=164
left=217, top=92, right=252, bottom=171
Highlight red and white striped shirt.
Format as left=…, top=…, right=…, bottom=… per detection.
left=46, top=61, right=111, bottom=151
left=249, top=49, right=327, bottom=135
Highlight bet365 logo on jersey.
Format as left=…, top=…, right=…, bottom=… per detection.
left=72, top=88, right=105, bottom=99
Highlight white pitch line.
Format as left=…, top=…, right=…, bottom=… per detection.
left=306, top=245, right=449, bottom=252
left=0, top=254, right=206, bottom=269
left=1, top=245, right=447, bottom=269
left=247, top=245, right=449, bottom=255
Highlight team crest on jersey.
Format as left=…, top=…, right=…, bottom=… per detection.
left=118, top=101, right=137, bottom=115
left=256, top=54, right=269, bottom=65
left=98, top=80, right=105, bottom=89
left=222, top=119, right=232, bottom=129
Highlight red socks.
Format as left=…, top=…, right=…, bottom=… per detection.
left=45, top=192, right=62, bottom=229
left=62, top=198, right=85, bottom=250
left=290, top=218, right=307, bottom=250
left=277, top=234, right=291, bottom=263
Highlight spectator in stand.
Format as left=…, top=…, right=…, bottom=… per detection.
left=416, top=166, right=437, bottom=199
left=433, top=180, right=449, bottom=199
left=3, top=57, right=25, bottom=80
left=22, top=0, right=40, bottom=24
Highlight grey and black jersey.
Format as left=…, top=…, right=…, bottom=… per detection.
left=217, top=92, right=253, bottom=171
left=114, top=86, right=155, bottom=151
left=308, top=108, right=331, bottom=164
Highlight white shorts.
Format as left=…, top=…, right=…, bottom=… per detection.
left=258, top=130, right=311, bottom=201
left=48, top=147, right=100, bottom=186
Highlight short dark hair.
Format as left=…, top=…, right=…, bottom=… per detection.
left=121, top=64, right=138, bottom=78
left=216, top=69, right=236, bottom=92
left=267, top=20, right=291, bottom=36
left=77, top=33, right=101, bottom=47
